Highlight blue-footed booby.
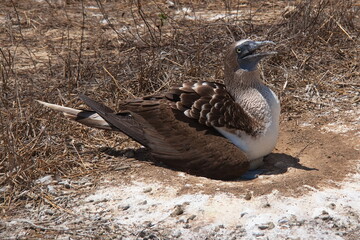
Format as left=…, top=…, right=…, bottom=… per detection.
left=38, top=39, right=280, bottom=180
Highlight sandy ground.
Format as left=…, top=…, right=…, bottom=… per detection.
left=1, top=109, right=359, bottom=239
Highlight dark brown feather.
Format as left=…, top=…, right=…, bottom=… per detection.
left=79, top=94, right=148, bottom=147
left=193, top=84, right=215, bottom=97
left=180, top=93, right=200, bottom=108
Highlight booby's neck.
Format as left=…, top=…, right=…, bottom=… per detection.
left=224, top=68, right=263, bottom=102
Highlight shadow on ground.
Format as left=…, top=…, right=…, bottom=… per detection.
left=262, top=153, right=319, bottom=175
left=98, top=146, right=319, bottom=180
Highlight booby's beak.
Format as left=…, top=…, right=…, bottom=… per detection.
left=235, top=39, right=277, bottom=71
left=242, top=40, right=277, bottom=60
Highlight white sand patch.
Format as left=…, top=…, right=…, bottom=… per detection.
left=321, top=123, right=357, bottom=134
left=320, top=109, right=360, bottom=134
left=76, top=168, right=360, bottom=239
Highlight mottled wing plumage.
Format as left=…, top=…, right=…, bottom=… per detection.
left=117, top=99, right=250, bottom=179
left=76, top=95, right=250, bottom=179
left=166, top=81, right=261, bottom=136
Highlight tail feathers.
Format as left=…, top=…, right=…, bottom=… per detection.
left=36, top=100, right=117, bottom=131
left=78, top=94, right=148, bottom=146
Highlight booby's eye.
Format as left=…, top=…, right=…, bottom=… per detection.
left=236, top=48, right=242, bottom=53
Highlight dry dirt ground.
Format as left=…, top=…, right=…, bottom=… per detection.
left=1, top=0, right=359, bottom=239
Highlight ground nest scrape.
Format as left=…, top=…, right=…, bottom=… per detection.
left=98, top=117, right=359, bottom=198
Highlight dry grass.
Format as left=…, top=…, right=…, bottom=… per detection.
left=0, top=0, right=359, bottom=213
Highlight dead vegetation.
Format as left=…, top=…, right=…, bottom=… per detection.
left=0, top=0, right=359, bottom=214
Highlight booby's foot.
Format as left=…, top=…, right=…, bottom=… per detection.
left=240, top=169, right=264, bottom=180
left=249, top=157, right=264, bottom=170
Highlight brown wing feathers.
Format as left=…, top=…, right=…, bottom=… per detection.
left=166, top=81, right=261, bottom=135
left=78, top=84, right=252, bottom=179
left=42, top=81, right=255, bottom=179
left=118, top=100, right=250, bottom=179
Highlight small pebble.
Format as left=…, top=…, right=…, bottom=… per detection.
left=138, top=200, right=147, bottom=205
left=278, top=217, right=289, bottom=225
left=95, top=198, right=108, bottom=204
left=171, top=205, right=184, bottom=217
left=186, top=215, right=196, bottom=223
left=262, top=203, right=271, bottom=208
left=119, top=204, right=130, bottom=211
left=317, top=210, right=331, bottom=221
left=143, top=187, right=152, bottom=193
left=252, top=232, right=265, bottom=237
left=244, top=191, right=252, bottom=200
left=176, top=219, right=185, bottom=224
left=258, top=222, right=275, bottom=230
left=329, top=203, right=336, bottom=210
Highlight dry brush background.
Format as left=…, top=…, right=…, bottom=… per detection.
left=0, top=0, right=359, bottom=223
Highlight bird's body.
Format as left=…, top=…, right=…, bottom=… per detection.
left=215, top=86, right=280, bottom=169
left=38, top=39, right=280, bottom=180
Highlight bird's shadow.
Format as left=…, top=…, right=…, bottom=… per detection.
left=261, top=153, right=318, bottom=176
left=98, top=147, right=150, bottom=162
left=98, top=147, right=318, bottom=179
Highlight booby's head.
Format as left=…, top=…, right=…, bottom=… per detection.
left=225, top=39, right=276, bottom=72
